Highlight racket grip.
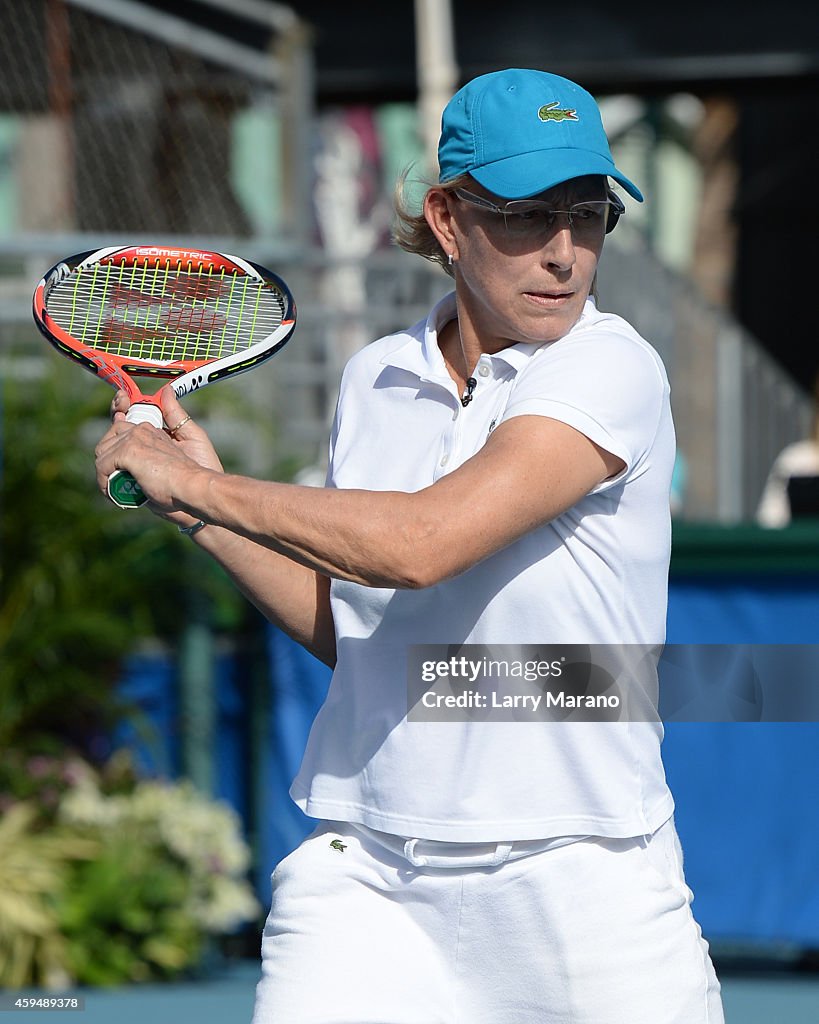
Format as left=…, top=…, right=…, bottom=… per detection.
left=107, top=403, right=164, bottom=509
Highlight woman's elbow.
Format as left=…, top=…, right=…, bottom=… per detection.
left=386, top=540, right=461, bottom=590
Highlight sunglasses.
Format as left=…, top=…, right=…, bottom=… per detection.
left=453, top=188, right=625, bottom=238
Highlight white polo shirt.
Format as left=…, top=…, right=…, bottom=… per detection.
left=291, top=292, right=676, bottom=842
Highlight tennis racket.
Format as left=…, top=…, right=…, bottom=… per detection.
left=33, top=245, right=296, bottom=508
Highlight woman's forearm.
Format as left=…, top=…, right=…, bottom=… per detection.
left=191, top=522, right=337, bottom=667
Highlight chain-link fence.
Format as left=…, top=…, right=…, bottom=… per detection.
left=0, top=0, right=310, bottom=237
left=0, top=0, right=451, bottom=477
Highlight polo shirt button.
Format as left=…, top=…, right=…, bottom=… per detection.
left=440, top=454, right=449, bottom=467
left=478, top=365, right=490, bottom=377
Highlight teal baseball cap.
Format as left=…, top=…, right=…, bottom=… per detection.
left=438, top=68, right=643, bottom=202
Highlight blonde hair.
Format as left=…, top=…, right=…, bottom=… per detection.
left=392, top=170, right=472, bottom=278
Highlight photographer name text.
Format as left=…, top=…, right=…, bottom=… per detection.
left=420, top=690, right=621, bottom=711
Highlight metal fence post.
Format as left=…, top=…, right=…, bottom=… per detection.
left=716, top=324, right=744, bottom=522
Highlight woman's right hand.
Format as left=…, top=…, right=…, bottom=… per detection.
left=109, top=386, right=224, bottom=475
left=104, top=386, right=224, bottom=527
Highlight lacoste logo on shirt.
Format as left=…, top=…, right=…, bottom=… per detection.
left=329, top=838, right=347, bottom=852
left=538, top=101, right=578, bottom=123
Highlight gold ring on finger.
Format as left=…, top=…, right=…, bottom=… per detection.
left=168, top=414, right=192, bottom=436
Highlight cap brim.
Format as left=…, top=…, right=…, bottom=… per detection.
left=469, top=148, right=643, bottom=202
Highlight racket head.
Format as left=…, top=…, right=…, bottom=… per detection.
left=32, top=245, right=297, bottom=406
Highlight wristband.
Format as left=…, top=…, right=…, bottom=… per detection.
left=178, top=519, right=207, bottom=538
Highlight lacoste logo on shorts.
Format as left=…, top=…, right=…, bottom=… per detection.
left=329, top=838, right=347, bottom=852
left=538, top=101, right=578, bottom=123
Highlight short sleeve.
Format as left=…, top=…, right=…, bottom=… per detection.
left=501, top=328, right=669, bottom=484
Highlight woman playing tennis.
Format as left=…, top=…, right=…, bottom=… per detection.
left=96, top=69, right=724, bottom=1023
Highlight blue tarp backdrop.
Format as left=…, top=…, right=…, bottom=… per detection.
left=119, top=570, right=819, bottom=950
left=663, top=573, right=819, bottom=948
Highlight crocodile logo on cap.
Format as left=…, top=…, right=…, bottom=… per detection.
left=537, top=101, right=578, bottom=123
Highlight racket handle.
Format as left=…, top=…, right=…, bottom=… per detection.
left=107, top=403, right=164, bottom=509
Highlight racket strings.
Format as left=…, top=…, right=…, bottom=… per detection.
left=46, top=262, right=287, bottom=363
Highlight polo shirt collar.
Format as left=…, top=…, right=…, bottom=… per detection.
left=378, top=292, right=455, bottom=383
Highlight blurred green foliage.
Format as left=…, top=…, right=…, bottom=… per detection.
left=0, top=801, right=98, bottom=990
left=0, top=371, right=244, bottom=758
left=0, top=358, right=291, bottom=989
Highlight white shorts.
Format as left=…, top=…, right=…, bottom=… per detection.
left=252, top=817, right=724, bottom=1024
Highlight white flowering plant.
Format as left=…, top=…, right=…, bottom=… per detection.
left=0, top=753, right=260, bottom=988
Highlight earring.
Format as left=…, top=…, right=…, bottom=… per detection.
left=448, top=253, right=455, bottom=266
